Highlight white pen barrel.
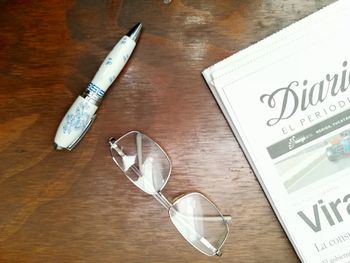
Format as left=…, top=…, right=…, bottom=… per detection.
left=90, top=36, right=136, bottom=94
left=54, top=96, right=98, bottom=149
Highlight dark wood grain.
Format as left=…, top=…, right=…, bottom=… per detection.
left=0, top=0, right=336, bottom=262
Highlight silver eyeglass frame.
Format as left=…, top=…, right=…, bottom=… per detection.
left=108, top=130, right=230, bottom=257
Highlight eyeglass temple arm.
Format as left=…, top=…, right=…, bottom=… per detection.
left=154, top=192, right=231, bottom=222
left=136, top=133, right=143, bottom=174
left=212, top=215, right=232, bottom=222
left=109, top=138, right=125, bottom=157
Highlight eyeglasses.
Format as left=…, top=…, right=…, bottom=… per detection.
left=108, top=131, right=230, bottom=256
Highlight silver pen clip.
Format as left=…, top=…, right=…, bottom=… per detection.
left=65, top=114, right=97, bottom=151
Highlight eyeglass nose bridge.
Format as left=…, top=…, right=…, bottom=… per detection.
left=153, top=191, right=172, bottom=210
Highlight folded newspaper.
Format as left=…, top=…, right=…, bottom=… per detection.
left=202, top=1, right=350, bottom=262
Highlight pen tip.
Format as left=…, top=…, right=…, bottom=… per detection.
left=54, top=143, right=64, bottom=151
left=126, top=22, right=142, bottom=42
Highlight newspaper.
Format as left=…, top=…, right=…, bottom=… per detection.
left=202, top=1, right=350, bottom=262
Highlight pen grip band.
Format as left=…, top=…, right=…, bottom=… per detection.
left=81, top=83, right=104, bottom=106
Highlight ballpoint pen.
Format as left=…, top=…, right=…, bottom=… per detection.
left=54, top=22, right=142, bottom=150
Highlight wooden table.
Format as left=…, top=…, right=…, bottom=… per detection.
left=0, top=1, right=335, bottom=262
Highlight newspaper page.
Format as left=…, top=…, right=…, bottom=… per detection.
left=203, top=1, right=350, bottom=262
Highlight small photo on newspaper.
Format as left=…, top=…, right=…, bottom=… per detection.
left=268, top=109, right=350, bottom=193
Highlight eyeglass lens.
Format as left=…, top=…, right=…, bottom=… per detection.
left=110, top=131, right=171, bottom=194
left=169, top=193, right=228, bottom=256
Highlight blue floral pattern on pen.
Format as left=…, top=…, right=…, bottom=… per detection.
left=120, top=36, right=127, bottom=45
left=105, top=57, right=113, bottom=65
left=62, top=101, right=91, bottom=134
left=123, top=54, right=129, bottom=62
